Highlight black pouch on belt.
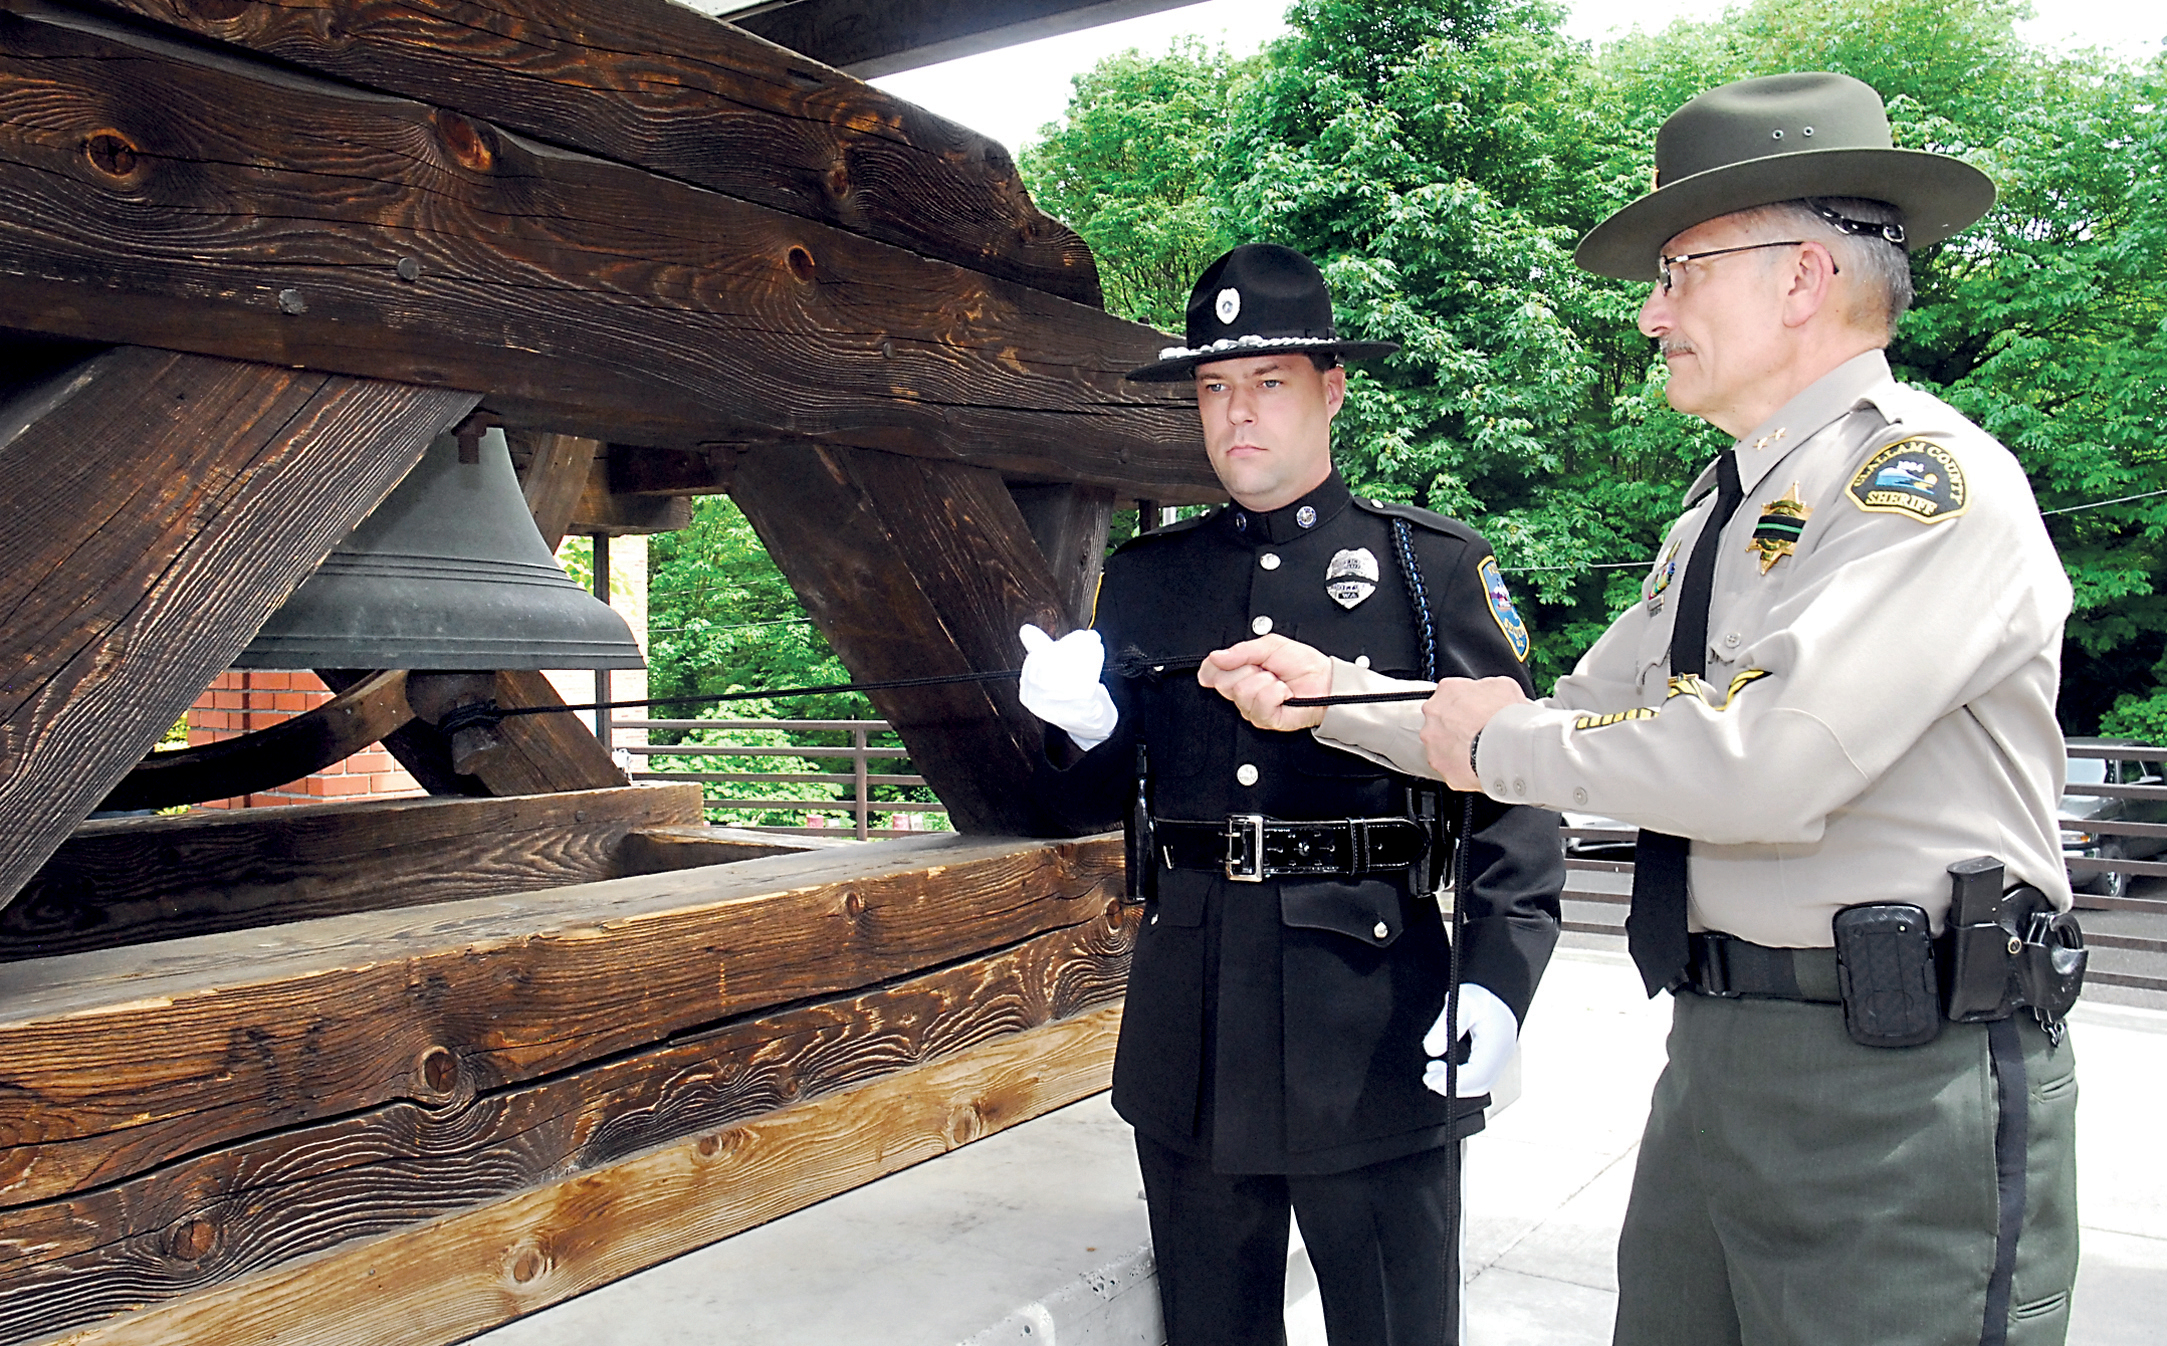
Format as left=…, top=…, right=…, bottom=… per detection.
left=1833, top=903, right=1942, bottom=1048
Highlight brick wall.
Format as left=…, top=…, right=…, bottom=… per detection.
left=187, top=671, right=423, bottom=809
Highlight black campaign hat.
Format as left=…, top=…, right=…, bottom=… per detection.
left=1124, top=244, right=1397, bottom=382
left=1575, top=72, right=1995, bottom=281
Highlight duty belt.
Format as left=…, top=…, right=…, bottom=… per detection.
left=1155, top=815, right=1430, bottom=884
left=1681, top=932, right=1841, bottom=1004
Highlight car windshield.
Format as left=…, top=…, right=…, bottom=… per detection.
left=2066, top=758, right=2108, bottom=786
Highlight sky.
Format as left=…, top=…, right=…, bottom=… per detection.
left=845, top=0, right=2167, bottom=157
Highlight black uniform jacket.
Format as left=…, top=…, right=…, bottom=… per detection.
left=1037, top=473, right=1563, bottom=1175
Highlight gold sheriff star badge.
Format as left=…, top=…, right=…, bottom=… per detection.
left=1748, top=482, right=1812, bottom=574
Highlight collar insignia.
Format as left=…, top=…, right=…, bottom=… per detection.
left=1748, top=482, right=1812, bottom=573
left=1296, top=504, right=1318, bottom=529
left=1751, top=427, right=1789, bottom=451
left=1325, top=547, right=1379, bottom=609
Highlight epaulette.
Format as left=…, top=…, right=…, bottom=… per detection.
left=1350, top=495, right=1484, bottom=546
left=1112, top=506, right=1220, bottom=554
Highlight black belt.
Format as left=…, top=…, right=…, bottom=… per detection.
left=1155, top=815, right=1430, bottom=883
left=1681, top=932, right=1842, bottom=1004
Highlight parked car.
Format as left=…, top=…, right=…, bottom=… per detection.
left=2061, top=737, right=2167, bottom=900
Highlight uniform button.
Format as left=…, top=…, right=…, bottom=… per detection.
left=1251, top=615, right=1273, bottom=635
left=1236, top=763, right=1259, bottom=786
left=1723, top=632, right=1741, bottom=648
left=1354, top=654, right=1371, bottom=669
left=1491, top=778, right=1506, bottom=795
left=1573, top=787, right=1589, bottom=806
left=1511, top=777, right=1526, bottom=795
left=1373, top=921, right=1390, bottom=940
left=1260, top=553, right=1281, bottom=570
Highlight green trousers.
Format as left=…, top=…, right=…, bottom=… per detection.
left=1613, top=992, right=2079, bottom=1346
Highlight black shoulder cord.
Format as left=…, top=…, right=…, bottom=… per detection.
left=1393, top=518, right=1474, bottom=1309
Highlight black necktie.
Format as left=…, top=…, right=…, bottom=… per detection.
left=1628, top=449, right=1745, bottom=996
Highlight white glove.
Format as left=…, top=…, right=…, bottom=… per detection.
left=1018, top=624, right=1119, bottom=752
left=1421, top=983, right=1518, bottom=1098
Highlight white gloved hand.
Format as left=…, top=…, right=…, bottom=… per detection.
left=1421, top=983, right=1519, bottom=1099
left=1018, top=623, right=1119, bottom=753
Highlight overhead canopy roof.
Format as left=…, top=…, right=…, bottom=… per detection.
left=702, top=0, right=1210, bottom=77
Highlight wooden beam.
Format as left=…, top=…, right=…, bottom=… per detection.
left=0, top=346, right=476, bottom=911
left=86, top=0, right=1102, bottom=305
left=0, top=5, right=1216, bottom=501
left=0, top=908, right=1132, bottom=1344
left=4, top=784, right=702, bottom=962
left=738, top=0, right=1208, bottom=78
left=606, top=444, right=741, bottom=498
left=1009, top=482, right=1117, bottom=629
left=0, top=833, right=1121, bottom=1205
left=617, top=824, right=856, bottom=873
left=32, top=1003, right=1123, bottom=1346
left=97, top=669, right=416, bottom=812
left=729, top=445, right=1075, bottom=834
left=511, top=431, right=601, bottom=552
left=570, top=452, right=695, bottom=536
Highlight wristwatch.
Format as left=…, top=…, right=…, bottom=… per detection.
left=1467, top=728, right=1482, bottom=776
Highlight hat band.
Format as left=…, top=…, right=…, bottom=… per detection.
left=1155, top=333, right=1340, bottom=362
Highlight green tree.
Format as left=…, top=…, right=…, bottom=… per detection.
left=1021, top=38, right=1257, bottom=326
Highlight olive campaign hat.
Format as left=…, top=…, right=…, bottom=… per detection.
left=1125, top=243, right=1397, bottom=382
left=1574, top=72, right=1995, bottom=281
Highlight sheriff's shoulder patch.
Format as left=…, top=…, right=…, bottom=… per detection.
left=1478, top=556, right=1530, bottom=662
left=1847, top=439, right=1968, bottom=524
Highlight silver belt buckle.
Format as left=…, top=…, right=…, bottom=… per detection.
left=1225, top=814, right=1266, bottom=883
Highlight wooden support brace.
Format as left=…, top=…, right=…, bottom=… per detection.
left=0, top=346, right=476, bottom=911
left=1009, top=482, right=1116, bottom=629
left=729, top=444, right=1080, bottom=834
left=4, top=783, right=703, bottom=962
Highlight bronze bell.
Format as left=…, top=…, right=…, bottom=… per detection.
left=235, top=427, right=645, bottom=671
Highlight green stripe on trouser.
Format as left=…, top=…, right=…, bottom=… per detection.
left=1613, top=993, right=2079, bottom=1346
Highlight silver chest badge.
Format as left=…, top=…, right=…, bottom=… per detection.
left=1325, top=547, right=1380, bottom=609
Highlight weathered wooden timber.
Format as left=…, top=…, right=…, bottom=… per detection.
left=0, top=346, right=476, bottom=910
left=34, top=1005, right=1124, bottom=1346
left=617, top=824, right=855, bottom=873
left=738, top=0, right=1202, bottom=78
left=97, top=670, right=416, bottom=813
left=510, top=431, right=601, bottom=551
left=0, top=905, right=1131, bottom=1344
left=1010, top=482, right=1117, bottom=629
left=4, top=785, right=704, bottom=961
left=0, top=3, right=1216, bottom=499
left=85, top=0, right=1103, bottom=305
left=0, top=833, right=1122, bottom=1206
left=731, top=443, right=1076, bottom=834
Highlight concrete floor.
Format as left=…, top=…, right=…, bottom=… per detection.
left=466, top=944, right=2167, bottom=1345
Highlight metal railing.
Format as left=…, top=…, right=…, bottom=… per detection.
left=610, top=718, right=945, bottom=841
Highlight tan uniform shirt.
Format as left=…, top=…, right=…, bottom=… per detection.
left=1317, top=351, right=2073, bottom=947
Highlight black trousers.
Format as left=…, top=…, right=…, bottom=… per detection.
left=1136, top=1131, right=1463, bottom=1346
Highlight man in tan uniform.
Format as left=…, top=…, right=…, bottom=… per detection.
left=1196, top=73, right=2081, bottom=1345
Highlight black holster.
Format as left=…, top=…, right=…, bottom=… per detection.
left=1123, top=743, right=1155, bottom=905
left=1943, top=856, right=2086, bottom=1040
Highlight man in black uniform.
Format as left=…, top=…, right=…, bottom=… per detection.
left=1019, top=244, right=1562, bottom=1345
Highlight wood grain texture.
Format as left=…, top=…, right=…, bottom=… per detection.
left=737, top=0, right=1194, bottom=78
left=4, top=784, right=702, bottom=962
left=616, top=824, right=853, bottom=873
left=33, top=1002, right=1123, bottom=1346
left=511, top=431, right=601, bottom=552
left=0, top=832, right=1122, bottom=1205
left=0, top=906, right=1134, bottom=1344
left=569, top=453, right=694, bottom=536
left=606, top=444, right=740, bottom=498
left=0, top=5, right=1216, bottom=500
left=0, top=345, right=475, bottom=911
left=86, top=0, right=1103, bottom=305
left=729, top=444, right=1072, bottom=833
left=96, top=669, right=416, bottom=812
left=1008, top=482, right=1115, bottom=629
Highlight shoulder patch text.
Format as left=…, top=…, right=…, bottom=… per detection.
left=1847, top=439, right=1968, bottom=524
